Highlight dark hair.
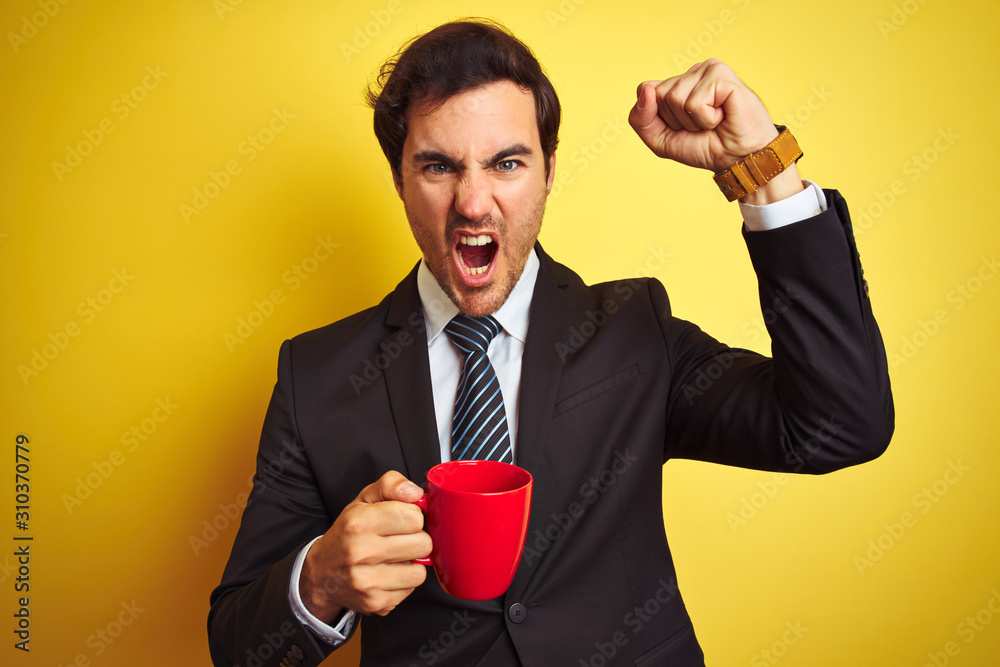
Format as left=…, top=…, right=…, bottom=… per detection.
left=365, top=19, right=560, bottom=182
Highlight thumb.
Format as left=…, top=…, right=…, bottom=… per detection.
left=357, top=470, right=423, bottom=504
left=628, top=82, right=667, bottom=151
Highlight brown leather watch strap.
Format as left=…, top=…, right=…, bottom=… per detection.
left=713, top=126, right=803, bottom=202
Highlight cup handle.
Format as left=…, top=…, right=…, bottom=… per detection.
left=411, top=496, right=432, bottom=566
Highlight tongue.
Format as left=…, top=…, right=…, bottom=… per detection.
left=460, top=244, right=493, bottom=269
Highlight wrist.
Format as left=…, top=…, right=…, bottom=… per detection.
left=741, top=165, right=804, bottom=206
left=300, top=543, right=345, bottom=623
left=714, top=126, right=803, bottom=203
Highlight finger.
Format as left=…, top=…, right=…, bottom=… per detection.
left=655, top=77, right=702, bottom=133
left=374, top=501, right=427, bottom=537
left=356, top=470, right=423, bottom=505
left=691, top=61, right=777, bottom=154
left=630, top=82, right=659, bottom=125
left=379, top=530, right=433, bottom=563
left=635, top=79, right=663, bottom=100
left=342, top=562, right=427, bottom=616
left=374, top=561, right=429, bottom=592
left=657, top=59, right=725, bottom=132
left=652, top=82, right=684, bottom=132
left=344, top=500, right=425, bottom=539
left=684, top=72, right=728, bottom=131
left=629, top=82, right=670, bottom=146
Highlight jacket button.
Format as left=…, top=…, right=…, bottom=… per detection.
left=508, top=602, right=527, bottom=623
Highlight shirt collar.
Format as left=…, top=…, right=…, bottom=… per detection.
left=417, top=248, right=538, bottom=345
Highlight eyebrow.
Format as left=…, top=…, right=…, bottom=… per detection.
left=411, top=143, right=534, bottom=169
left=484, top=143, right=533, bottom=166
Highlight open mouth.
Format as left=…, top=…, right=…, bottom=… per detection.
left=454, top=233, right=498, bottom=281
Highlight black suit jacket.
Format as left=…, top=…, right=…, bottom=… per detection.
left=209, top=190, right=893, bottom=666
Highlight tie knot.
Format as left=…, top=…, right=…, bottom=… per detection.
left=445, top=315, right=501, bottom=356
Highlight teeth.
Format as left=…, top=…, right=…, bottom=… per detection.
left=458, top=234, right=494, bottom=276
left=459, top=235, right=493, bottom=247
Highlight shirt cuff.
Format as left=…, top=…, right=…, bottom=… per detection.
left=739, top=180, right=827, bottom=232
left=288, top=536, right=357, bottom=646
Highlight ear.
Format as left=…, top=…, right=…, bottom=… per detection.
left=545, top=153, right=557, bottom=194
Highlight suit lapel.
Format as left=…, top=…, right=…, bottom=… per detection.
left=382, top=249, right=573, bottom=486
left=383, top=265, right=441, bottom=487
left=513, top=246, right=572, bottom=473
left=382, top=250, right=575, bottom=602
left=504, top=246, right=574, bottom=602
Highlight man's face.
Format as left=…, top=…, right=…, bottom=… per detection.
left=395, top=80, right=555, bottom=317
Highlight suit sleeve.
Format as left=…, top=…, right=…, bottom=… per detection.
left=207, top=339, right=348, bottom=666
left=660, top=189, right=894, bottom=473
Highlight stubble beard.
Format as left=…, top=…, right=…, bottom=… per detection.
left=407, top=195, right=547, bottom=317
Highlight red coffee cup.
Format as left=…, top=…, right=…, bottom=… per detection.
left=412, top=460, right=533, bottom=600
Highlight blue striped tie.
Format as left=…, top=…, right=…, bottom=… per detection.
left=445, top=315, right=513, bottom=463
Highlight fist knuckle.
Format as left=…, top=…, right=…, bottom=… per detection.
left=350, top=567, right=376, bottom=593
left=379, top=470, right=402, bottom=488
left=341, top=541, right=372, bottom=568
left=340, top=516, right=366, bottom=538
left=408, top=506, right=426, bottom=530
left=665, top=89, right=686, bottom=107
left=411, top=563, right=429, bottom=587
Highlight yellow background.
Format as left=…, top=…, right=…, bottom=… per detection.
left=2, top=0, right=998, bottom=665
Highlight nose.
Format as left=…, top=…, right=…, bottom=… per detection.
left=454, top=170, right=493, bottom=222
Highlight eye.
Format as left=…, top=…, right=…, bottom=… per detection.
left=496, top=160, right=519, bottom=173
left=426, top=164, right=451, bottom=175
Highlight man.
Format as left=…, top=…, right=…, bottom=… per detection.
left=209, top=19, right=893, bottom=667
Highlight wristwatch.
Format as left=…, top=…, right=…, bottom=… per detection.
left=713, top=126, right=802, bottom=202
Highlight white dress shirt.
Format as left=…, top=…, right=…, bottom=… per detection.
left=286, top=180, right=828, bottom=644
left=419, top=249, right=538, bottom=463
